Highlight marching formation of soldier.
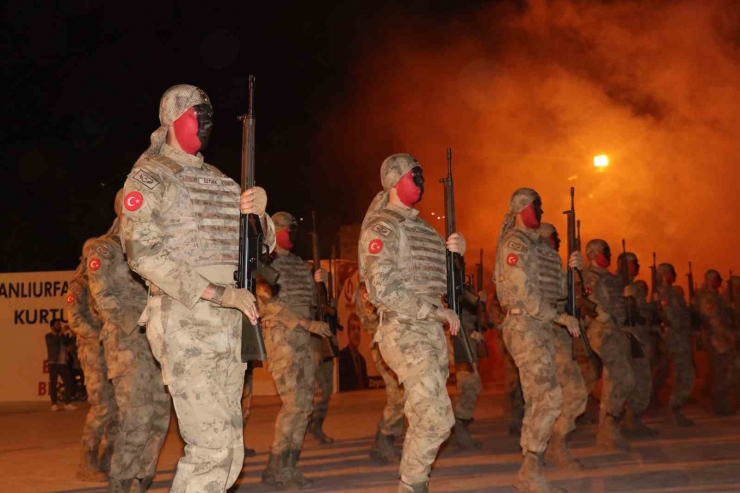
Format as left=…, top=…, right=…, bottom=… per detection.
left=63, top=84, right=739, bottom=493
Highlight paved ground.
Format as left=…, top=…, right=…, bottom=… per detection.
left=2, top=385, right=739, bottom=493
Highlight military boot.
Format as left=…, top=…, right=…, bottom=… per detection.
left=107, top=479, right=134, bottom=493
left=452, top=418, right=483, bottom=450
left=283, top=449, right=314, bottom=489
left=515, top=452, right=567, bottom=493
left=369, top=430, right=401, bottom=464
left=76, top=449, right=107, bottom=482
left=130, top=477, right=153, bottom=492
left=261, top=451, right=285, bottom=490
left=596, top=414, right=630, bottom=452
left=545, top=433, right=583, bottom=471
left=397, top=480, right=428, bottom=493
left=623, top=408, right=658, bottom=437
left=667, top=406, right=694, bottom=427
left=307, top=417, right=334, bottom=444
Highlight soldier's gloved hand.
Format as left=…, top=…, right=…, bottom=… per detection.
left=308, top=320, right=332, bottom=338
left=478, top=290, right=488, bottom=304
left=436, top=307, right=461, bottom=335
left=240, top=187, right=268, bottom=218
left=556, top=313, right=581, bottom=338
left=446, top=233, right=466, bottom=255
left=221, top=287, right=259, bottom=324
left=470, top=330, right=484, bottom=342
left=568, top=251, right=583, bottom=270
left=313, top=268, right=328, bottom=284
left=623, top=285, right=636, bottom=298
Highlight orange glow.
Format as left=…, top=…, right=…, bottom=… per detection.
left=594, top=155, right=609, bottom=168
left=319, top=0, right=740, bottom=293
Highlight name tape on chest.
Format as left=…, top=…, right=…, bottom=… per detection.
left=131, top=169, right=159, bottom=190
left=197, top=176, right=223, bottom=186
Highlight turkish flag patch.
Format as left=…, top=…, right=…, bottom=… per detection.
left=368, top=239, right=384, bottom=254
left=66, top=294, right=75, bottom=304
left=506, top=253, right=518, bottom=266
left=89, top=258, right=102, bottom=271
left=124, top=191, right=144, bottom=211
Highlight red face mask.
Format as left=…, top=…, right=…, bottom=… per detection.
left=664, top=270, right=676, bottom=285
left=395, top=168, right=424, bottom=207
left=276, top=229, right=293, bottom=250
left=172, top=108, right=201, bottom=155
left=710, top=277, right=722, bottom=290
left=520, top=203, right=541, bottom=229
left=627, top=261, right=639, bottom=277
left=594, top=252, right=611, bottom=268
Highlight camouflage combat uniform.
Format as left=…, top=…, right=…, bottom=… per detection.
left=121, top=139, right=276, bottom=492
left=86, top=232, right=170, bottom=489
left=696, top=286, right=736, bottom=414
left=490, top=295, right=524, bottom=434
left=308, top=331, right=335, bottom=443
left=360, top=203, right=455, bottom=487
left=356, top=285, right=405, bottom=461
left=66, top=272, right=118, bottom=480
left=655, top=282, right=695, bottom=415
left=582, top=263, right=635, bottom=449
left=259, top=249, right=318, bottom=484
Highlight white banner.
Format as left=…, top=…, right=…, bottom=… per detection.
left=0, top=271, right=75, bottom=402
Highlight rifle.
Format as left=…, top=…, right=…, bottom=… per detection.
left=440, top=148, right=476, bottom=365
left=563, top=187, right=593, bottom=359
left=687, top=261, right=701, bottom=331
left=236, top=75, right=272, bottom=363
left=311, top=211, right=341, bottom=360
left=648, top=252, right=668, bottom=329
left=620, top=240, right=646, bottom=327
left=472, top=249, right=490, bottom=358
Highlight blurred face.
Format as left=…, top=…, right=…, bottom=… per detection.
left=709, top=276, right=722, bottom=291
left=52, top=321, right=62, bottom=333
left=172, top=104, right=213, bottom=155
left=627, top=259, right=640, bottom=277
left=664, top=268, right=677, bottom=285
left=276, top=223, right=297, bottom=251
left=348, top=318, right=361, bottom=348
left=395, top=166, right=425, bottom=206
left=594, top=245, right=611, bottom=268
left=520, top=198, right=543, bottom=229
left=547, top=230, right=561, bottom=252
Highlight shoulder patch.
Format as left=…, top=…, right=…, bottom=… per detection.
left=507, top=240, right=528, bottom=253
left=368, top=239, right=384, bottom=254
left=124, top=191, right=144, bottom=211
left=371, top=223, right=392, bottom=238
left=131, top=169, right=160, bottom=189
left=149, top=155, right=184, bottom=174
left=88, top=257, right=102, bottom=271
left=506, top=253, right=519, bottom=266
left=66, top=294, right=76, bottom=304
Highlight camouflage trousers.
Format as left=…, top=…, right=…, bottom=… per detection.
left=551, top=327, right=587, bottom=436
left=310, top=335, right=334, bottom=422
left=242, top=369, right=253, bottom=421
left=626, top=326, right=653, bottom=416
left=77, top=340, right=117, bottom=455
left=587, top=324, right=635, bottom=420
left=377, top=318, right=454, bottom=485
left=103, top=329, right=170, bottom=481
left=665, top=331, right=694, bottom=408
left=499, top=330, right=524, bottom=427
left=370, top=344, right=405, bottom=436
left=445, top=332, right=482, bottom=420
left=708, top=328, right=737, bottom=411
left=502, top=315, right=561, bottom=454
left=265, top=322, right=315, bottom=454
left=146, top=296, right=246, bottom=493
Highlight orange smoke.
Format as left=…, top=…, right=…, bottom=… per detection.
left=319, top=0, right=740, bottom=292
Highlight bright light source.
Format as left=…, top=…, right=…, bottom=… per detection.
left=593, top=155, right=609, bottom=167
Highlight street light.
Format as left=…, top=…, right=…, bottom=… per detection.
left=593, top=154, right=609, bottom=168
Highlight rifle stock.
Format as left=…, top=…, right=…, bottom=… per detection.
left=311, top=211, right=341, bottom=360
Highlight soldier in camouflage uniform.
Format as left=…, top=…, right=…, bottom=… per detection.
left=356, top=281, right=404, bottom=464
left=617, top=252, right=658, bottom=437
left=359, top=154, right=465, bottom=493
left=696, top=269, right=737, bottom=415
left=120, top=85, right=276, bottom=493
left=582, top=240, right=635, bottom=453
left=654, top=263, right=695, bottom=425
left=307, top=318, right=336, bottom=444
left=257, top=211, right=332, bottom=489
left=537, top=223, right=589, bottom=470
left=494, top=189, right=582, bottom=493
left=87, top=193, right=171, bottom=493
left=66, top=256, right=117, bottom=482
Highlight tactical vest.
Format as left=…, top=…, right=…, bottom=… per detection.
left=271, top=252, right=314, bottom=319
left=378, top=208, right=446, bottom=300
left=497, top=230, right=564, bottom=310
left=144, top=154, right=241, bottom=274
left=584, top=266, right=626, bottom=322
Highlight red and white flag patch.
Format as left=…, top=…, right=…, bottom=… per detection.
left=88, top=258, right=102, bottom=271
left=506, top=253, right=518, bottom=266
left=368, top=239, right=384, bottom=254
left=66, top=294, right=75, bottom=304
left=124, top=191, right=144, bottom=211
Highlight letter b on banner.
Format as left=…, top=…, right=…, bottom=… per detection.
left=38, top=382, right=47, bottom=396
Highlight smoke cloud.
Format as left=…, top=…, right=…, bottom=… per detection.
left=320, top=0, right=740, bottom=290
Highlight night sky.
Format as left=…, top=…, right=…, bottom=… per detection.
left=2, top=0, right=491, bottom=272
